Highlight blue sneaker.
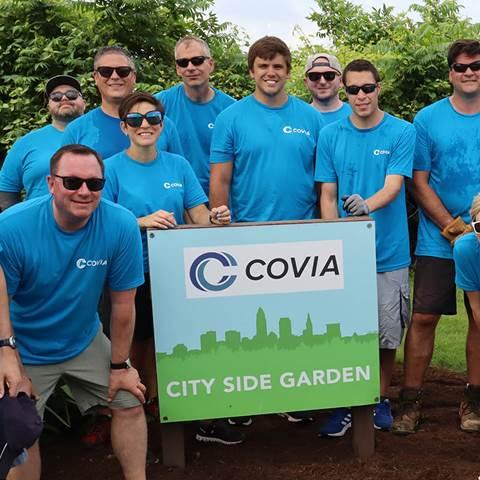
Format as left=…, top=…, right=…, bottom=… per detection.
left=318, top=408, right=352, bottom=437
left=374, top=398, right=393, bottom=431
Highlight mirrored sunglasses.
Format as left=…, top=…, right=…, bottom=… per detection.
left=49, top=90, right=82, bottom=102
left=307, top=71, right=337, bottom=82
left=175, top=56, right=210, bottom=68
left=95, top=66, right=134, bottom=78
left=124, top=111, right=164, bottom=128
left=345, top=83, right=377, bottom=95
left=54, top=175, right=105, bottom=191
left=451, top=61, right=480, bottom=73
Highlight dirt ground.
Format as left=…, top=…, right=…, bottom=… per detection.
left=40, top=366, right=480, bottom=480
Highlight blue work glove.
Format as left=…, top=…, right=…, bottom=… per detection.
left=341, top=194, right=370, bottom=216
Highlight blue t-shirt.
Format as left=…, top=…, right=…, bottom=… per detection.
left=316, top=102, right=352, bottom=125
left=315, top=113, right=415, bottom=273
left=210, top=94, right=324, bottom=222
left=414, top=98, right=480, bottom=259
left=454, top=232, right=480, bottom=291
left=103, top=151, right=207, bottom=271
left=62, top=107, right=184, bottom=159
left=0, top=125, right=62, bottom=199
left=156, top=84, right=236, bottom=195
left=0, top=195, right=144, bottom=365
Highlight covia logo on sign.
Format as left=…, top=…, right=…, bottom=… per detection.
left=189, top=252, right=238, bottom=292
left=184, top=240, right=343, bottom=298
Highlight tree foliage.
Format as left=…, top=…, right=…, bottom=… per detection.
left=0, top=0, right=252, bottom=160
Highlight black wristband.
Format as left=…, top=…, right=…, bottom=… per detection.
left=110, top=361, right=130, bottom=370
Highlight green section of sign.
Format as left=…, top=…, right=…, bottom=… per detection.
left=157, top=308, right=380, bottom=422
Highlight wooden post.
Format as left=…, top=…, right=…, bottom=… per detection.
left=351, top=405, right=375, bottom=458
left=160, top=422, right=186, bottom=468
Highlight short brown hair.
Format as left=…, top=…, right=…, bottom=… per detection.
left=342, top=59, right=381, bottom=85
left=93, top=45, right=135, bottom=71
left=447, top=39, right=480, bottom=67
left=50, top=144, right=104, bottom=176
left=247, top=36, right=291, bottom=73
left=118, top=92, right=165, bottom=121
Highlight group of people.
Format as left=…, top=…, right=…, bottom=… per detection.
left=0, top=33, right=480, bottom=479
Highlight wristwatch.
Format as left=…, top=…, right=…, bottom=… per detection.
left=0, top=336, right=16, bottom=349
left=110, top=360, right=130, bottom=370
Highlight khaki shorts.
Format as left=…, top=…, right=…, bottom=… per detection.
left=25, top=327, right=141, bottom=417
left=377, top=267, right=410, bottom=349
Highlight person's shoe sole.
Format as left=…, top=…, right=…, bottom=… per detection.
left=391, top=426, right=417, bottom=435
left=227, top=418, right=253, bottom=426
left=278, top=412, right=313, bottom=423
left=318, top=423, right=351, bottom=437
left=195, top=433, right=244, bottom=445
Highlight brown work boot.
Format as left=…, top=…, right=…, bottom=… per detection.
left=459, top=384, right=480, bottom=432
left=392, top=388, right=422, bottom=435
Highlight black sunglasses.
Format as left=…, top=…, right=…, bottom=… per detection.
left=175, top=56, right=210, bottom=68
left=123, top=111, right=164, bottom=128
left=95, top=66, right=134, bottom=78
left=451, top=61, right=480, bottom=73
left=307, top=71, right=337, bottom=82
left=345, top=83, right=377, bottom=95
left=54, top=175, right=105, bottom=192
left=49, top=90, right=82, bottom=102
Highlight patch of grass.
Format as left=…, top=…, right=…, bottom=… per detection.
left=396, top=288, right=468, bottom=373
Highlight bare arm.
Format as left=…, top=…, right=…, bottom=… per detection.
left=0, top=191, right=21, bottom=212
left=108, top=288, right=146, bottom=403
left=0, top=265, right=28, bottom=397
left=209, top=162, right=233, bottom=208
left=366, top=174, right=404, bottom=213
left=410, top=170, right=454, bottom=230
left=320, top=182, right=339, bottom=219
left=188, top=204, right=231, bottom=226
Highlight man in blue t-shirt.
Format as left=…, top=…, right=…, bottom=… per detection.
left=0, top=75, right=85, bottom=211
left=393, top=39, right=480, bottom=435
left=156, top=36, right=235, bottom=195
left=209, top=36, right=321, bottom=427
left=303, top=53, right=352, bottom=124
left=316, top=59, right=415, bottom=436
left=62, top=46, right=183, bottom=159
left=210, top=36, right=324, bottom=223
left=0, top=144, right=147, bottom=479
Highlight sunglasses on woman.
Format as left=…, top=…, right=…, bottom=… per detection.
left=123, top=111, right=164, bottom=128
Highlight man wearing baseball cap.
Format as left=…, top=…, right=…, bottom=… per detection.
left=0, top=74, right=85, bottom=211
left=304, top=53, right=351, bottom=124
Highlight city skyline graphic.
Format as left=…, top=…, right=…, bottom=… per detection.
left=159, top=307, right=377, bottom=358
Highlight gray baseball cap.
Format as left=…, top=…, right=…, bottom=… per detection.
left=305, top=53, right=342, bottom=74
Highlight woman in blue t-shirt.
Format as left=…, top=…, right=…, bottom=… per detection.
left=103, top=91, right=230, bottom=414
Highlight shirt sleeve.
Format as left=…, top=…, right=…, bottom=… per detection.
left=0, top=140, right=26, bottom=192
left=454, top=235, right=480, bottom=291
left=183, top=159, right=208, bottom=209
left=210, top=109, right=234, bottom=164
left=413, top=111, right=432, bottom=172
left=314, top=127, right=337, bottom=183
left=108, top=210, right=144, bottom=291
left=163, top=116, right=185, bottom=157
left=102, top=162, right=117, bottom=203
left=386, top=123, right=416, bottom=179
left=61, top=123, right=78, bottom=146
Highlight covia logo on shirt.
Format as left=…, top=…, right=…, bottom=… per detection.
left=164, top=182, right=183, bottom=189
left=282, top=125, right=311, bottom=136
left=207, top=123, right=215, bottom=129
left=184, top=240, right=343, bottom=299
left=373, top=149, right=391, bottom=156
left=76, top=258, right=108, bottom=269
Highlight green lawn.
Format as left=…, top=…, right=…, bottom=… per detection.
left=396, top=288, right=468, bottom=373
